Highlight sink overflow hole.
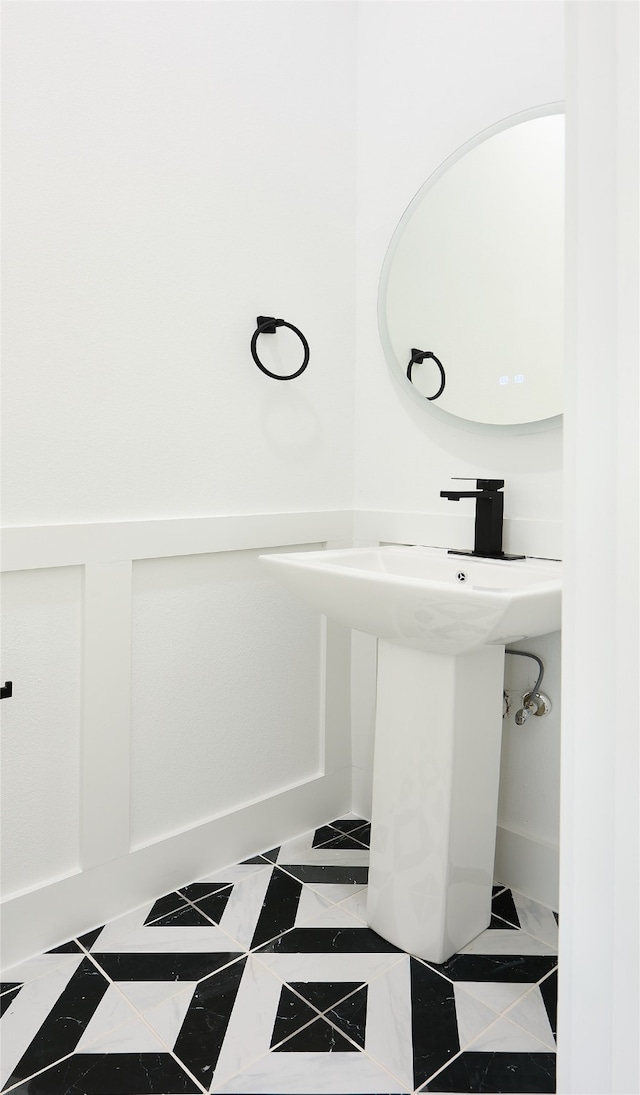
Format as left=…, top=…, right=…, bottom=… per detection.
left=456, top=571, right=468, bottom=583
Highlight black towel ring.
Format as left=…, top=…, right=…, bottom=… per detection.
left=251, top=316, right=310, bottom=380
left=406, top=348, right=446, bottom=401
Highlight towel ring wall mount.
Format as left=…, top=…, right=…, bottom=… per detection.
left=251, top=316, right=310, bottom=380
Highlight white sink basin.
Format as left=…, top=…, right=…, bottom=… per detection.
left=260, top=542, right=562, bottom=963
left=260, top=545, right=561, bottom=655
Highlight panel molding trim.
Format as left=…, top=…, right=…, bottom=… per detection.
left=1, top=767, right=352, bottom=970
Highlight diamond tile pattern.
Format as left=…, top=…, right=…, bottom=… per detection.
left=0, top=818, right=557, bottom=1093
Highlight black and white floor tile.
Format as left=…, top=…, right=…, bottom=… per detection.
left=1, top=817, right=557, bottom=1093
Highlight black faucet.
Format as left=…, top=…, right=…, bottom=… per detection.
left=440, top=478, right=524, bottom=560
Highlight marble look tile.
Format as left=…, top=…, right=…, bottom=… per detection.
left=337, top=889, right=369, bottom=924
left=143, top=892, right=189, bottom=925
left=256, top=926, right=401, bottom=956
left=295, top=902, right=366, bottom=931
left=465, top=1014, right=554, bottom=1053
left=76, top=1013, right=168, bottom=1055
left=276, top=831, right=369, bottom=868
left=423, top=952, right=557, bottom=986
left=457, top=926, right=556, bottom=957
left=291, top=886, right=335, bottom=925
left=504, top=985, right=557, bottom=1049
left=2, top=959, right=110, bottom=1089
left=254, top=950, right=403, bottom=988
left=509, top=893, right=559, bottom=948
left=0, top=953, right=81, bottom=991
left=423, top=1050, right=556, bottom=1092
left=247, top=868, right=303, bottom=950
left=273, top=1015, right=356, bottom=1052
left=211, top=1050, right=407, bottom=1093
left=362, top=956, right=414, bottom=1090
left=115, top=979, right=196, bottom=1029
left=195, top=862, right=272, bottom=885
left=454, top=979, right=535, bottom=1015
left=324, top=984, right=368, bottom=1048
left=86, top=901, right=241, bottom=956
left=278, top=864, right=369, bottom=886
left=7, top=1052, right=201, bottom=1093
left=92, top=950, right=243, bottom=986
left=452, top=986, right=503, bottom=1048
left=73, top=984, right=143, bottom=1052
left=269, top=986, right=322, bottom=1046
left=0, top=958, right=84, bottom=1088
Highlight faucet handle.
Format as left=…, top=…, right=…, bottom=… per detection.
left=452, top=477, right=504, bottom=491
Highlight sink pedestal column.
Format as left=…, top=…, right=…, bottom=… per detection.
left=366, top=640, right=505, bottom=963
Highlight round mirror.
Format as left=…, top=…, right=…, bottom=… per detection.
left=378, top=105, right=564, bottom=434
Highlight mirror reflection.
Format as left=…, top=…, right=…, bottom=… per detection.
left=379, top=108, right=564, bottom=433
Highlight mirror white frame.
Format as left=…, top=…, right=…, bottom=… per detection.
left=378, top=103, right=564, bottom=436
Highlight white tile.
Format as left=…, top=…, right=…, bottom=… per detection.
left=87, top=898, right=243, bottom=954
left=136, top=984, right=197, bottom=1047
left=453, top=986, right=502, bottom=1048
left=117, top=979, right=196, bottom=1025
left=277, top=832, right=368, bottom=867
left=362, top=955, right=414, bottom=1091
left=504, top=986, right=556, bottom=1049
left=254, top=952, right=403, bottom=987
left=456, top=979, right=534, bottom=1014
left=510, top=892, right=559, bottom=948
left=0, top=958, right=82, bottom=1087
left=337, top=890, right=369, bottom=924
left=74, top=984, right=142, bottom=1051
left=197, top=863, right=272, bottom=885
left=296, top=903, right=365, bottom=930
left=77, top=1013, right=166, bottom=1054
left=218, top=869, right=275, bottom=950
left=210, top=956, right=293, bottom=1087
left=466, top=1014, right=554, bottom=1053
left=459, top=927, right=556, bottom=956
left=300, top=883, right=367, bottom=905
left=290, top=887, right=333, bottom=926
left=211, top=1051, right=406, bottom=1093
left=0, top=952, right=81, bottom=987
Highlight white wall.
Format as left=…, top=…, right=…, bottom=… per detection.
left=2, top=0, right=356, bottom=526
left=353, top=1, right=565, bottom=904
left=0, top=0, right=358, bottom=966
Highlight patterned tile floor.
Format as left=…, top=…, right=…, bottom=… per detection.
left=0, top=817, right=558, bottom=1093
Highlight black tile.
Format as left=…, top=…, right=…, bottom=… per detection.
left=491, top=889, right=521, bottom=929
left=0, top=984, right=22, bottom=1016
left=539, top=969, right=557, bottom=1038
left=0, top=981, right=21, bottom=996
left=171, top=957, right=246, bottom=1084
left=257, top=926, right=402, bottom=955
left=424, top=953, right=557, bottom=984
left=312, top=824, right=343, bottom=846
left=289, top=980, right=365, bottom=1014
left=8, top=1052, right=200, bottom=1094
left=143, top=891, right=188, bottom=925
left=279, top=864, right=369, bottom=885
left=328, top=818, right=369, bottom=835
left=325, top=984, right=368, bottom=1048
left=77, top=927, right=104, bottom=951
left=250, top=867, right=302, bottom=948
left=92, top=950, right=242, bottom=983
left=423, top=1050, right=556, bottom=1092
left=316, top=833, right=371, bottom=850
left=5, top=958, right=110, bottom=1087
left=410, top=957, right=460, bottom=1088
left=274, top=1015, right=358, bottom=1052
left=180, top=881, right=231, bottom=903
left=46, top=941, right=82, bottom=954
left=192, top=888, right=232, bottom=924
left=148, top=904, right=213, bottom=928
left=258, top=846, right=280, bottom=863
left=269, top=986, right=320, bottom=1046
left=488, top=913, right=518, bottom=930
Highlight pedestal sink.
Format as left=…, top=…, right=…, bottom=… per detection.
left=260, top=545, right=561, bottom=962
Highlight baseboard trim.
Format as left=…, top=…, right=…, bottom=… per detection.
left=494, top=824, right=559, bottom=910
left=1, top=768, right=351, bottom=971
